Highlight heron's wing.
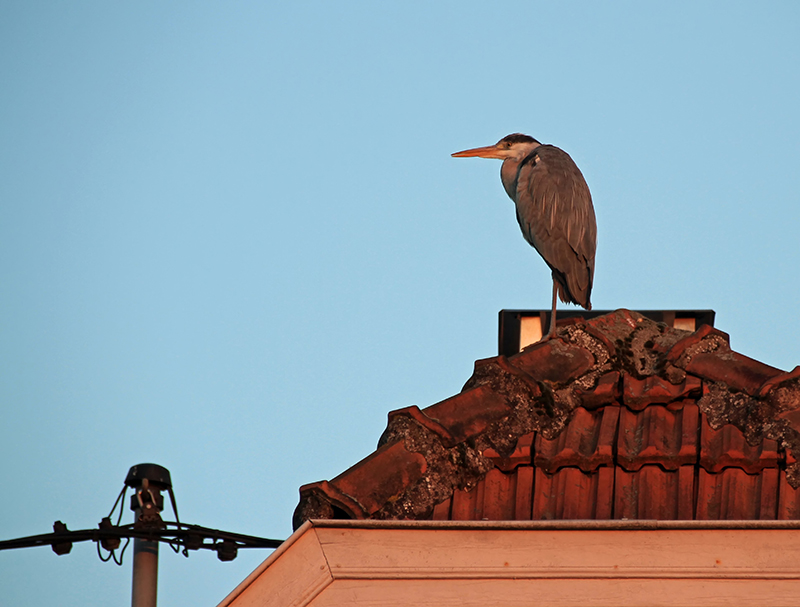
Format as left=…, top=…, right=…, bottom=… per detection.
left=515, top=145, right=597, bottom=307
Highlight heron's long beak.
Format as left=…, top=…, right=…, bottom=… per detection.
left=451, top=144, right=506, bottom=159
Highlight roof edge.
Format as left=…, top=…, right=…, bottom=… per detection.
left=308, top=518, right=800, bottom=531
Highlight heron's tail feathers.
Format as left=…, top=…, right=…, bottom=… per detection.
left=554, top=270, right=592, bottom=311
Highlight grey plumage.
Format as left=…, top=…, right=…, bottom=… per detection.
left=453, top=133, right=597, bottom=337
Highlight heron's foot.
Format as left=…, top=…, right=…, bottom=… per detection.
left=538, top=328, right=559, bottom=343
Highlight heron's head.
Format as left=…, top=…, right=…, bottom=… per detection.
left=452, top=133, right=540, bottom=162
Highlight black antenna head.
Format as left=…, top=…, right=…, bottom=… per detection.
left=125, top=463, right=172, bottom=490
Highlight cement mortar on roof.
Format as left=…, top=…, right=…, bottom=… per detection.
left=673, top=333, right=730, bottom=370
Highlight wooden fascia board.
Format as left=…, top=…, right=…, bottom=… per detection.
left=217, top=521, right=332, bottom=607
left=220, top=520, right=800, bottom=607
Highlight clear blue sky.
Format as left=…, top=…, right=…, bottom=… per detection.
left=2, top=2, right=799, bottom=604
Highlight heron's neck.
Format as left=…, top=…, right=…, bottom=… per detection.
left=500, top=158, right=523, bottom=201
left=500, top=144, right=540, bottom=201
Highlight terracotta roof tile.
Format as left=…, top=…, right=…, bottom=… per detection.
left=578, top=370, right=620, bottom=409
left=424, top=385, right=515, bottom=444
left=533, top=467, right=614, bottom=520
left=483, top=432, right=533, bottom=472
left=622, top=374, right=702, bottom=410
left=759, top=365, right=800, bottom=398
left=386, top=405, right=455, bottom=445
left=767, top=367, right=800, bottom=428
left=665, top=324, right=731, bottom=367
left=450, top=469, right=516, bottom=521
left=293, top=310, right=800, bottom=528
left=481, top=468, right=518, bottom=520
left=534, top=406, right=618, bottom=473
left=617, top=404, right=699, bottom=471
left=615, top=466, right=695, bottom=520
left=332, top=440, right=427, bottom=515
left=513, top=466, right=535, bottom=520
left=294, top=479, right=367, bottom=524
left=510, top=338, right=595, bottom=384
left=779, top=472, right=800, bottom=519
left=687, top=351, right=783, bottom=396
left=584, top=308, right=641, bottom=349
left=440, top=466, right=537, bottom=521
left=696, top=468, right=779, bottom=520
left=389, top=384, right=513, bottom=447
left=778, top=408, right=800, bottom=437
left=699, top=414, right=779, bottom=474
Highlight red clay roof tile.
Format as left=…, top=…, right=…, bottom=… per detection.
left=580, top=323, right=618, bottom=358
left=614, top=466, right=695, bottom=520
left=622, top=374, right=702, bottom=410
left=666, top=324, right=731, bottom=366
left=387, top=405, right=455, bottom=445
left=766, top=367, right=800, bottom=423
left=534, top=406, right=618, bottom=473
left=418, top=384, right=513, bottom=447
left=778, top=408, right=800, bottom=437
left=699, top=414, right=779, bottom=474
left=759, top=365, right=800, bottom=398
left=696, top=468, right=779, bottom=520
left=584, top=308, right=641, bottom=346
left=533, top=467, right=614, bottom=520
left=483, top=432, right=533, bottom=472
left=331, top=440, right=428, bottom=516
left=578, top=370, right=620, bottom=409
left=510, top=338, right=596, bottom=384
left=296, top=480, right=367, bottom=521
left=444, top=466, right=537, bottom=521
left=513, top=466, right=535, bottom=520
left=686, top=351, right=783, bottom=395
left=617, top=404, right=699, bottom=471
left=779, top=472, right=800, bottom=519
left=481, top=468, right=518, bottom=520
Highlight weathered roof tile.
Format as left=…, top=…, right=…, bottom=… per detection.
left=483, top=432, right=533, bottom=472
left=622, top=374, right=702, bottom=410
left=332, top=440, right=428, bottom=515
left=696, top=468, right=779, bottom=520
left=666, top=324, right=731, bottom=366
left=510, top=338, right=595, bottom=384
left=534, top=406, right=618, bottom=473
left=617, top=404, right=699, bottom=471
left=578, top=370, right=620, bottom=409
left=533, top=467, right=614, bottom=520
left=779, top=472, right=800, bottom=519
left=614, top=466, right=695, bottom=520
left=699, top=414, right=779, bottom=474
left=686, top=351, right=783, bottom=396
left=412, top=384, right=513, bottom=447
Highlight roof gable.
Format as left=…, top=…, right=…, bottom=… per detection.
left=294, top=310, right=800, bottom=528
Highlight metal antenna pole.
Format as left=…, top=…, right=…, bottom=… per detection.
left=131, top=533, right=159, bottom=607
left=125, top=464, right=172, bottom=607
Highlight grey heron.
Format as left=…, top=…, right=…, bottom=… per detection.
left=452, top=134, right=596, bottom=339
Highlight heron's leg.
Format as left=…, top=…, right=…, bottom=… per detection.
left=547, top=279, right=558, bottom=338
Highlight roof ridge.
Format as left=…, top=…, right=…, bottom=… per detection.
left=293, top=310, right=800, bottom=528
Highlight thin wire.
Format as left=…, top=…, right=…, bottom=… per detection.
left=106, top=485, right=127, bottom=523
left=112, top=537, right=130, bottom=566
left=114, top=487, right=128, bottom=526
left=96, top=540, right=114, bottom=562
left=167, top=487, right=183, bottom=555
left=96, top=484, right=129, bottom=566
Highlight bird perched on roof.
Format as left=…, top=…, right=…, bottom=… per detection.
left=452, top=134, right=596, bottom=339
